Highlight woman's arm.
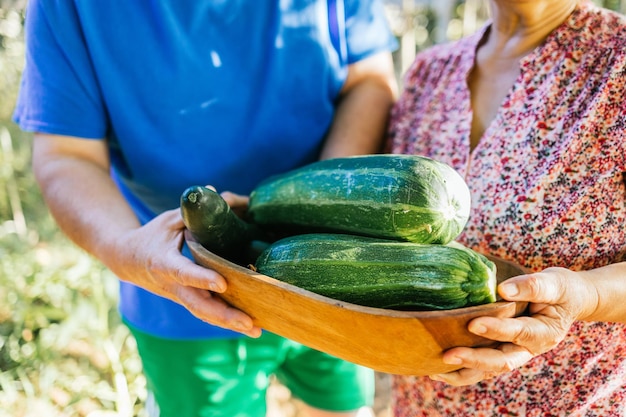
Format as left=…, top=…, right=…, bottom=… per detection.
left=429, top=261, right=626, bottom=386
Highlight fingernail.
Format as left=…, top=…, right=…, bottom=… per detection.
left=443, top=356, right=462, bottom=365
left=235, top=320, right=251, bottom=331
left=500, top=282, right=519, bottom=298
left=209, top=282, right=224, bottom=292
left=470, top=323, right=487, bottom=334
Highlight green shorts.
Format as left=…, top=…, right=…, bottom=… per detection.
left=128, top=326, right=374, bottom=417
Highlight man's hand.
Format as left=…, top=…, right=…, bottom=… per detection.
left=32, top=134, right=262, bottom=338
left=107, top=208, right=262, bottom=338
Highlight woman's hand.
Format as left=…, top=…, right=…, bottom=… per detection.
left=429, top=267, right=599, bottom=386
left=105, top=207, right=262, bottom=338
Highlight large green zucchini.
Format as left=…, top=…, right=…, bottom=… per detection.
left=247, top=154, right=471, bottom=245
left=254, top=233, right=497, bottom=311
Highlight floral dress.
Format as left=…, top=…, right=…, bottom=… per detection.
left=387, top=1, right=626, bottom=415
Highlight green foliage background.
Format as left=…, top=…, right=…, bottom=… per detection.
left=0, top=3, right=147, bottom=416
left=0, top=1, right=624, bottom=416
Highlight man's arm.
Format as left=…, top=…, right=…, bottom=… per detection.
left=31, top=134, right=262, bottom=337
left=319, top=51, right=398, bottom=159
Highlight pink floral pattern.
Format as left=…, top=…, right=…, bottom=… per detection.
left=388, top=1, right=626, bottom=415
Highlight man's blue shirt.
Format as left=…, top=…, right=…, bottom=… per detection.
left=14, top=0, right=397, bottom=339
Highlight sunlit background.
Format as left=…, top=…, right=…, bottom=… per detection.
left=0, top=1, right=624, bottom=416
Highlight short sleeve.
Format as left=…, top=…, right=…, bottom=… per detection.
left=342, top=0, right=398, bottom=64
left=12, top=0, right=107, bottom=139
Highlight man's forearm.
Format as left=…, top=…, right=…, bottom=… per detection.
left=32, top=135, right=140, bottom=265
left=320, top=52, right=398, bottom=159
left=321, top=79, right=397, bottom=159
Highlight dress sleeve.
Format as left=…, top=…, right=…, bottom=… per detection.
left=342, top=0, right=398, bottom=64
left=12, top=0, right=107, bottom=139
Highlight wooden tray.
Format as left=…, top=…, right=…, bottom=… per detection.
left=185, top=231, right=528, bottom=376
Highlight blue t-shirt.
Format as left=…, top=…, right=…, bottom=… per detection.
left=14, top=0, right=397, bottom=339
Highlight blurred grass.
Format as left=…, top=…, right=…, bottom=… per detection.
left=0, top=229, right=148, bottom=417
left=0, top=109, right=149, bottom=417
left=0, top=5, right=147, bottom=416
left=1, top=136, right=149, bottom=416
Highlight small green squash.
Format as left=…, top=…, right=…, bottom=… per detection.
left=180, top=185, right=263, bottom=263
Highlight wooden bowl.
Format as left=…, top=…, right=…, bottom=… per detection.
left=185, top=231, right=528, bottom=376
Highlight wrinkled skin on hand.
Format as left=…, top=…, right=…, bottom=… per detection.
left=429, top=267, right=598, bottom=386
left=106, top=191, right=262, bottom=338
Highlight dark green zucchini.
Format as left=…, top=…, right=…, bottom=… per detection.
left=254, top=233, right=497, bottom=311
left=180, top=185, right=264, bottom=263
left=247, top=154, right=471, bottom=245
